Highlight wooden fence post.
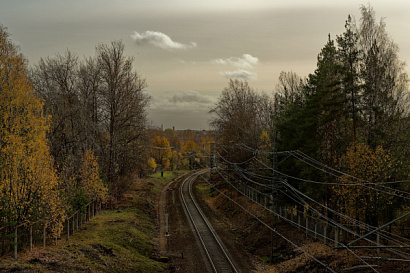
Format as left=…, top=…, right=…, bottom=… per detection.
left=377, top=232, right=380, bottom=256
left=14, top=226, right=17, bottom=260
left=306, top=216, right=309, bottom=236
left=335, top=226, right=339, bottom=247
left=30, top=224, right=33, bottom=251
left=298, top=213, right=301, bottom=230
left=43, top=222, right=46, bottom=247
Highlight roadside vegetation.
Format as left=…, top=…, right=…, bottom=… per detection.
left=0, top=171, right=183, bottom=272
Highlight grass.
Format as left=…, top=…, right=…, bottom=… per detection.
left=196, top=182, right=216, bottom=198
left=150, top=170, right=188, bottom=194
left=0, top=171, right=191, bottom=272
left=0, top=208, right=165, bottom=272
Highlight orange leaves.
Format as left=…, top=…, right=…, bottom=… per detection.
left=79, top=151, right=107, bottom=202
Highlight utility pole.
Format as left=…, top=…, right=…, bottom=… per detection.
left=171, top=147, right=174, bottom=171
left=270, top=129, right=277, bottom=263
left=209, top=143, right=215, bottom=179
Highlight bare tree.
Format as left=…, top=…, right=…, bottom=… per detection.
left=77, top=56, right=103, bottom=153
left=96, top=40, right=150, bottom=183
left=31, top=50, right=84, bottom=169
left=31, top=41, right=151, bottom=195
left=210, top=79, right=273, bottom=164
left=274, top=71, right=306, bottom=114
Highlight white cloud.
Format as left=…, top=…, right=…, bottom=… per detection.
left=221, top=69, right=257, bottom=80
left=213, top=54, right=259, bottom=80
left=212, top=54, right=259, bottom=69
left=131, top=30, right=197, bottom=50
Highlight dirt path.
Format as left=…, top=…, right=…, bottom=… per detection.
left=158, top=172, right=190, bottom=256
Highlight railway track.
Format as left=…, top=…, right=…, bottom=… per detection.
left=180, top=170, right=240, bottom=273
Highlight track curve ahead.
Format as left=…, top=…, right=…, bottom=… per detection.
left=180, top=170, right=240, bottom=273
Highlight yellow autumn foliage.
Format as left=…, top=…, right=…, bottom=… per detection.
left=147, top=157, right=157, bottom=173
left=152, top=136, right=171, bottom=163
left=0, top=26, right=65, bottom=236
left=259, top=129, right=272, bottom=150
left=181, top=140, right=199, bottom=154
left=333, top=142, right=394, bottom=225
left=79, top=150, right=108, bottom=202
left=162, top=158, right=171, bottom=171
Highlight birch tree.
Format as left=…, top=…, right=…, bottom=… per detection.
left=0, top=26, right=64, bottom=235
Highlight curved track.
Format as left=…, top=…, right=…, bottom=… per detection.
left=180, top=170, right=239, bottom=273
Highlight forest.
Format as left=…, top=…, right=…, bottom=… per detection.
left=0, top=4, right=409, bottom=246
left=209, top=6, right=410, bottom=230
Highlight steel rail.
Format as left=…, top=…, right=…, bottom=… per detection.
left=180, top=170, right=239, bottom=273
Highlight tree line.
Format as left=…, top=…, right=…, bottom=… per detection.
left=1, top=4, right=408, bottom=239
left=210, top=6, right=410, bottom=229
left=147, top=128, right=214, bottom=174
left=0, top=26, right=151, bottom=237
left=0, top=22, right=214, bottom=238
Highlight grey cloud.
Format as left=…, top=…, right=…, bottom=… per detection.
left=131, top=30, right=197, bottom=50
left=150, top=90, right=217, bottom=111
left=212, top=54, right=259, bottom=69
left=170, top=90, right=215, bottom=104
left=221, top=69, right=257, bottom=80
left=148, top=90, right=216, bottom=129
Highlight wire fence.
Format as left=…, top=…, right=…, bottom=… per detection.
left=0, top=199, right=102, bottom=260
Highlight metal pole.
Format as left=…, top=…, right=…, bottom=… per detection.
left=270, top=129, right=277, bottom=263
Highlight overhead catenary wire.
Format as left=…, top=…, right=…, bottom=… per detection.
left=206, top=169, right=378, bottom=273
left=215, top=166, right=390, bottom=268
left=214, top=145, right=410, bottom=259
left=217, top=149, right=410, bottom=242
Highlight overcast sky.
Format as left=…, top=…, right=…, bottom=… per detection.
left=1, top=0, right=410, bottom=130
